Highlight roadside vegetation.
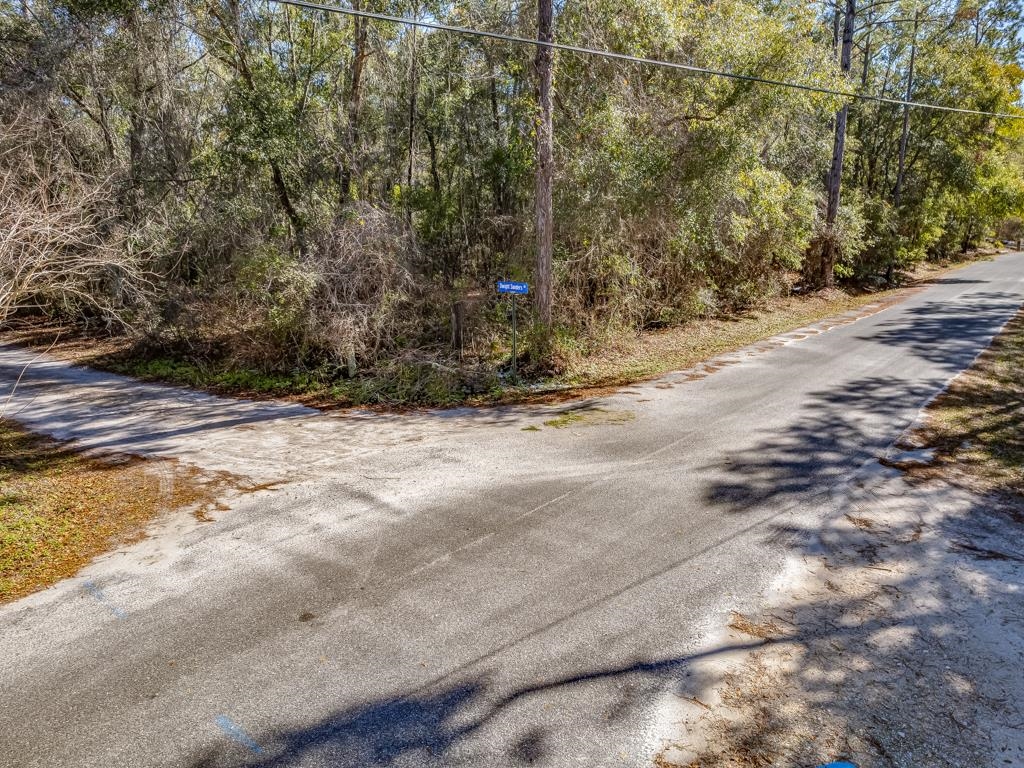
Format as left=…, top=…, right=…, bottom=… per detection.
left=1, top=0, right=1023, bottom=405
left=0, top=420, right=217, bottom=602
left=2, top=255, right=993, bottom=407
left=906, top=306, right=1024, bottom=495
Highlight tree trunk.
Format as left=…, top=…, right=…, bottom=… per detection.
left=425, top=127, right=441, bottom=195
left=271, top=162, right=305, bottom=250
left=451, top=300, right=466, bottom=357
left=339, top=1, right=367, bottom=206
left=488, top=56, right=508, bottom=214
left=405, top=18, right=418, bottom=227
left=534, top=0, right=555, bottom=328
left=814, top=0, right=855, bottom=288
left=126, top=10, right=146, bottom=219
left=962, top=221, right=975, bottom=254
left=832, top=7, right=841, bottom=55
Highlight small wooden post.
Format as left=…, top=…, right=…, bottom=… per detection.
left=346, top=345, right=357, bottom=378
left=451, top=300, right=466, bottom=359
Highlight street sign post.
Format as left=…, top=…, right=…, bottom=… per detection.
left=497, top=281, right=529, bottom=379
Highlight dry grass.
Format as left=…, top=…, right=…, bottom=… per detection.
left=556, top=269, right=973, bottom=390
left=906, top=307, right=1024, bottom=495
left=0, top=420, right=222, bottom=603
left=726, top=611, right=787, bottom=641
left=494, top=258, right=981, bottom=406
left=561, top=291, right=887, bottom=386
left=844, top=514, right=876, bottom=530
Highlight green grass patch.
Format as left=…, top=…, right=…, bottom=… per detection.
left=105, top=353, right=495, bottom=408
left=543, top=412, right=586, bottom=429
left=542, top=408, right=636, bottom=429
left=109, top=357, right=330, bottom=395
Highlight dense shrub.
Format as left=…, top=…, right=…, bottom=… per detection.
left=1, top=0, right=1021, bottom=386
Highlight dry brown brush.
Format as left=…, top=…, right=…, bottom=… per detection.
left=0, top=115, right=149, bottom=327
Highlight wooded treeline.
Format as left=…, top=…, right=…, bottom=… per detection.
left=1, top=0, right=1023, bottom=390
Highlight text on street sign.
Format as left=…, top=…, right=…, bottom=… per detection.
left=497, top=281, right=529, bottom=295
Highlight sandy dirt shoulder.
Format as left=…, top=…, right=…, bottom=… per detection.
left=655, top=309, right=1024, bottom=767
left=659, top=467, right=1024, bottom=767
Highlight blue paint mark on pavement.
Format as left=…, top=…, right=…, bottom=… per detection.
left=818, top=763, right=857, bottom=768
left=82, top=580, right=127, bottom=619
left=215, top=715, right=263, bottom=754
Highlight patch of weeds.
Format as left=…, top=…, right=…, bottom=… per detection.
left=329, top=361, right=498, bottom=407
left=211, top=368, right=317, bottom=393
left=521, top=425, right=541, bottom=432
left=111, top=357, right=206, bottom=387
left=337, top=363, right=460, bottom=406
left=543, top=408, right=636, bottom=429
left=110, top=357, right=333, bottom=396
left=543, top=411, right=586, bottom=429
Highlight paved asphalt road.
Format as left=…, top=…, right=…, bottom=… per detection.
left=2, top=253, right=1023, bottom=768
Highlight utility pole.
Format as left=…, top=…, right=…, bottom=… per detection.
left=339, top=0, right=366, bottom=206
left=832, top=2, right=841, bottom=54
left=893, top=8, right=920, bottom=211
left=405, top=3, right=419, bottom=228
left=818, top=0, right=855, bottom=288
left=534, top=0, right=554, bottom=328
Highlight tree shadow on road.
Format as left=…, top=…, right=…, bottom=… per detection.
left=705, top=375, right=936, bottom=511
left=176, top=364, right=1023, bottom=768
left=11, top=279, right=1017, bottom=766
left=674, top=481, right=1024, bottom=767
left=185, top=641, right=769, bottom=768
left=183, top=296, right=1024, bottom=767
left=679, top=352, right=1024, bottom=764
left=855, top=292, right=1021, bottom=372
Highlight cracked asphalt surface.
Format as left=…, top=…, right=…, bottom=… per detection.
left=1, top=253, right=1022, bottom=768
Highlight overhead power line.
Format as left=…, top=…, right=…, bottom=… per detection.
left=270, top=0, right=1024, bottom=120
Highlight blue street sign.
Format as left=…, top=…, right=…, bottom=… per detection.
left=497, top=281, right=527, bottom=380
left=497, top=280, right=529, bottom=295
